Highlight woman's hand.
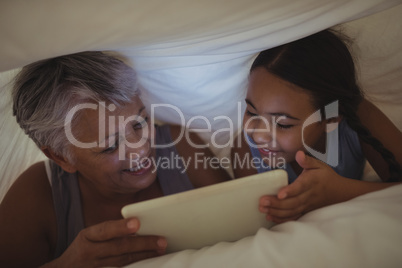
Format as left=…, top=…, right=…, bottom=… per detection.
left=43, top=218, right=167, bottom=268
left=258, top=151, right=345, bottom=223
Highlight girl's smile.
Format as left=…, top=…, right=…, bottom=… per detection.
left=244, top=67, right=327, bottom=169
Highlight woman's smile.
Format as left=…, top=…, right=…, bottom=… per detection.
left=122, top=158, right=154, bottom=176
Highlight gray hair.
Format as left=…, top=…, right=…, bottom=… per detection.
left=12, top=51, right=139, bottom=162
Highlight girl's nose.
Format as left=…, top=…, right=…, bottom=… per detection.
left=245, top=117, right=272, bottom=145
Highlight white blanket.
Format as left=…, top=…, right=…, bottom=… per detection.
left=129, top=184, right=402, bottom=268
left=1, top=1, right=401, bottom=267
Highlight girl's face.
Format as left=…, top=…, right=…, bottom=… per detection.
left=68, top=96, right=157, bottom=198
left=243, top=68, right=326, bottom=167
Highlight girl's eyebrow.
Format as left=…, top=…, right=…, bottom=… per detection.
left=270, top=113, right=300, bottom=121
left=245, top=99, right=257, bottom=110
left=245, top=99, right=300, bottom=120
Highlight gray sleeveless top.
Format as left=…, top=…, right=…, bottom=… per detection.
left=46, top=125, right=194, bottom=258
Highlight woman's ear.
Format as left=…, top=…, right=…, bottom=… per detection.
left=41, top=147, right=77, bottom=173
left=325, top=116, right=342, bottom=133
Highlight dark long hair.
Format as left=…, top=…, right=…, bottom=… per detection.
left=251, top=29, right=401, bottom=182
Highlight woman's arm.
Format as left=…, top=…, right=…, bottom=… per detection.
left=0, top=162, right=167, bottom=267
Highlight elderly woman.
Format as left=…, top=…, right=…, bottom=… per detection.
left=0, top=52, right=230, bottom=267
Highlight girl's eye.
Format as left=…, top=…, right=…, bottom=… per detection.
left=276, top=123, right=293, bottom=129
left=102, top=140, right=119, bottom=153
left=133, top=117, right=149, bottom=130
left=245, top=110, right=257, bottom=117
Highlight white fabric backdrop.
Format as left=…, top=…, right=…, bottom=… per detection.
left=0, top=1, right=402, bottom=267
left=1, top=0, right=399, bottom=71
left=1, top=1, right=401, bottom=199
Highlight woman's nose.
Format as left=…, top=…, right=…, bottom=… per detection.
left=124, top=130, right=150, bottom=159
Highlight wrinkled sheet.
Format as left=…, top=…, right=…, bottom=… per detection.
left=128, top=184, right=402, bottom=268
left=0, top=1, right=401, bottom=266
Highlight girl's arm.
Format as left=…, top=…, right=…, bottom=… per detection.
left=357, top=99, right=402, bottom=181
left=258, top=100, right=402, bottom=223
left=258, top=151, right=400, bottom=223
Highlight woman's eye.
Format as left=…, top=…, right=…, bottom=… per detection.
left=133, top=117, right=149, bottom=130
left=102, top=141, right=118, bottom=153
left=245, top=110, right=257, bottom=117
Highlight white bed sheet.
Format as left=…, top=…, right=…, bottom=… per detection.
left=128, top=184, right=402, bottom=268
left=0, top=1, right=402, bottom=267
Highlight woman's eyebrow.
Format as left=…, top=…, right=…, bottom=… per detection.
left=99, top=132, right=118, bottom=148
left=99, top=106, right=147, bottom=147
left=245, top=99, right=300, bottom=120
left=138, top=106, right=146, bottom=114
left=135, top=106, right=146, bottom=118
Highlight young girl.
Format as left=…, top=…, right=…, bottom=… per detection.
left=231, top=29, right=402, bottom=223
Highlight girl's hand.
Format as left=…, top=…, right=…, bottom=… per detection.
left=43, top=218, right=167, bottom=268
left=259, top=151, right=343, bottom=223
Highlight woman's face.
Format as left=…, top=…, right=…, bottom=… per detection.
left=243, top=68, right=326, bottom=167
left=68, top=96, right=157, bottom=197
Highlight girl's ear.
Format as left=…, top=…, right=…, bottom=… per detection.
left=325, top=115, right=342, bottom=133
left=41, top=147, right=77, bottom=173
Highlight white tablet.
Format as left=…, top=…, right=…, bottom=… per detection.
left=121, top=169, right=288, bottom=253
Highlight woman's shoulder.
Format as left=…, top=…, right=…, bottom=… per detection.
left=0, top=161, right=57, bottom=264
left=0, top=161, right=56, bottom=228
left=154, top=124, right=184, bottom=146
left=3, top=161, right=52, bottom=199
left=166, top=124, right=231, bottom=187
left=165, top=124, right=181, bottom=139
left=161, top=124, right=206, bottom=148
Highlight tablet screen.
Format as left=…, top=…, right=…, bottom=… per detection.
left=121, top=169, right=288, bottom=253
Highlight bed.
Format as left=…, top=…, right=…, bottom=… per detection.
left=1, top=0, right=402, bottom=267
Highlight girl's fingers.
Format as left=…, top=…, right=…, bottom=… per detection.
left=263, top=205, right=305, bottom=219
left=295, top=150, right=323, bottom=170
left=260, top=195, right=305, bottom=210
left=266, top=213, right=302, bottom=224
left=277, top=179, right=306, bottom=200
